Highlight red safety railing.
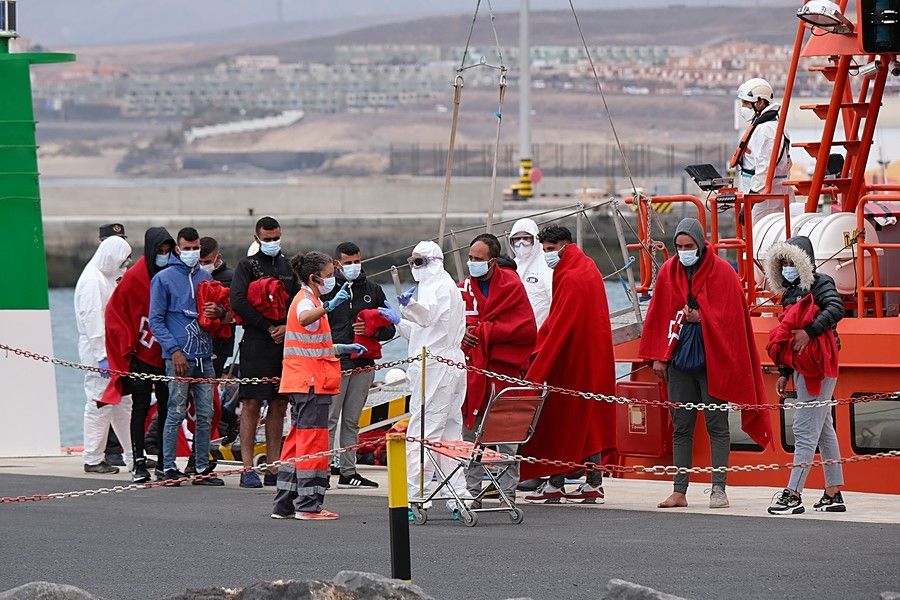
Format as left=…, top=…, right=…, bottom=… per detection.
left=856, top=193, right=900, bottom=316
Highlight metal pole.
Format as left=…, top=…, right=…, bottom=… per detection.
left=419, top=346, right=427, bottom=500
left=438, top=78, right=464, bottom=247
left=612, top=202, right=643, bottom=324
left=519, top=0, right=531, bottom=162
left=389, top=265, right=403, bottom=297
left=386, top=433, right=411, bottom=582
left=450, top=229, right=467, bottom=281
left=575, top=206, right=584, bottom=249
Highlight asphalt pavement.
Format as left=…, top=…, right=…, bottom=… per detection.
left=1, top=474, right=897, bottom=600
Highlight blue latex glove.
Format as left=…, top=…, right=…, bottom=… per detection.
left=334, top=343, right=368, bottom=356
left=323, top=282, right=351, bottom=313
left=378, top=301, right=401, bottom=325
left=397, top=286, right=417, bottom=307
left=98, top=358, right=110, bottom=379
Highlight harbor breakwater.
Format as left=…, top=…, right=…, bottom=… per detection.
left=40, top=175, right=712, bottom=286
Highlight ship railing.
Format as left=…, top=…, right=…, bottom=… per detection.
left=856, top=192, right=900, bottom=317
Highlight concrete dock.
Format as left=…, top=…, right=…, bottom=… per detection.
left=2, top=456, right=897, bottom=599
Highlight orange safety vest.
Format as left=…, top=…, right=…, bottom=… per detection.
left=280, top=287, right=341, bottom=395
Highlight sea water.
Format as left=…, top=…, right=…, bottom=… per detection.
left=49, top=282, right=631, bottom=446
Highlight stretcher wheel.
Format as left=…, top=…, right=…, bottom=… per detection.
left=461, top=509, right=478, bottom=527
left=411, top=505, right=427, bottom=525
left=509, top=508, right=524, bottom=524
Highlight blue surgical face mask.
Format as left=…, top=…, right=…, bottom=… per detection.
left=678, top=249, right=699, bottom=267
left=179, top=249, right=200, bottom=268
left=544, top=250, right=560, bottom=269
left=782, top=265, right=800, bottom=283
left=155, top=253, right=169, bottom=268
left=318, top=276, right=336, bottom=295
left=342, top=263, right=362, bottom=281
left=467, top=260, right=490, bottom=278
left=259, top=239, right=281, bottom=257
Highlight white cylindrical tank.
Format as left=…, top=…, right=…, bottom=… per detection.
left=754, top=212, right=881, bottom=294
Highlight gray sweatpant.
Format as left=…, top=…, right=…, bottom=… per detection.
left=327, top=371, right=376, bottom=476
left=463, top=412, right=519, bottom=500
left=787, top=374, right=844, bottom=493
left=668, top=366, right=730, bottom=493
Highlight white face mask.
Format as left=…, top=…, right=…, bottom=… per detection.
left=342, top=263, right=362, bottom=281
left=544, top=250, right=561, bottom=269
left=200, top=263, right=216, bottom=274
left=318, top=276, right=336, bottom=295
left=678, top=249, right=699, bottom=267
left=179, top=249, right=200, bottom=268
left=739, top=106, right=756, bottom=124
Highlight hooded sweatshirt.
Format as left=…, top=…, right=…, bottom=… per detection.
left=149, top=252, right=215, bottom=361
left=509, top=218, right=553, bottom=328
left=75, top=236, right=132, bottom=401
left=764, top=236, right=844, bottom=377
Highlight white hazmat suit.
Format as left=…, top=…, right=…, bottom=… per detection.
left=509, top=218, right=553, bottom=328
left=74, top=236, right=134, bottom=468
left=736, top=103, right=794, bottom=221
left=396, top=241, right=469, bottom=504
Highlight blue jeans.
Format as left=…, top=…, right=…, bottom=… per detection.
left=163, top=358, right=214, bottom=472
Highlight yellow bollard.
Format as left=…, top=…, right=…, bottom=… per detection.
left=386, top=432, right=412, bottom=582
left=419, top=346, right=427, bottom=500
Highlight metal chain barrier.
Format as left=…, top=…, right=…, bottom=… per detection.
left=0, top=442, right=367, bottom=504
left=419, top=439, right=900, bottom=477
left=427, top=352, right=899, bottom=412
left=0, top=342, right=417, bottom=385
left=3, top=436, right=898, bottom=505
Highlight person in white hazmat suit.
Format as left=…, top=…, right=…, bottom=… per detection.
left=382, top=241, right=470, bottom=511
left=75, top=235, right=135, bottom=474
left=731, top=77, right=794, bottom=222
left=509, top=218, right=553, bottom=328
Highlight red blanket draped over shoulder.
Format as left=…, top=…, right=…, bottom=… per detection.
left=639, top=245, right=772, bottom=447
left=102, top=256, right=163, bottom=405
left=520, top=245, right=616, bottom=479
left=460, top=266, right=537, bottom=429
left=766, top=294, right=838, bottom=396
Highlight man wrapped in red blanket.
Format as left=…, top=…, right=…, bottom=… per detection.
left=766, top=293, right=838, bottom=396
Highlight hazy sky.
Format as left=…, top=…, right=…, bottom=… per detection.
left=19, top=0, right=793, bottom=47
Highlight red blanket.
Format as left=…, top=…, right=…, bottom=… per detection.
left=639, top=245, right=772, bottom=447
left=102, top=257, right=163, bottom=405
left=459, top=267, right=537, bottom=429
left=766, top=294, right=838, bottom=396
left=353, top=308, right=393, bottom=360
left=520, top=245, right=616, bottom=479
left=232, top=277, right=288, bottom=326
left=197, top=280, right=232, bottom=340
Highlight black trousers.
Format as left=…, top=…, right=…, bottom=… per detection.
left=125, top=357, right=169, bottom=464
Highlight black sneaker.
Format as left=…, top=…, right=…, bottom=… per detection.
left=337, top=473, right=379, bottom=489
left=330, top=465, right=341, bottom=476
left=154, top=468, right=166, bottom=481
left=813, top=491, right=846, bottom=512
left=144, top=456, right=158, bottom=469
left=84, top=461, right=119, bottom=474
left=105, top=453, right=126, bottom=467
left=184, top=455, right=197, bottom=476
left=163, top=468, right=186, bottom=487
left=767, top=489, right=804, bottom=515
left=192, top=467, right=225, bottom=487
left=132, top=458, right=151, bottom=484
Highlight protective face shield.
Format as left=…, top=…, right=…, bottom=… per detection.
left=467, top=260, right=490, bottom=278
left=155, top=253, right=170, bottom=268
left=782, top=265, right=800, bottom=283
left=318, top=276, right=337, bottom=295
left=678, top=249, right=699, bottom=267
left=544, top=250, right=560, bottom=269
left=179, top=249, right=201, bottom=268
left=342, top=263, right=362, bottom=282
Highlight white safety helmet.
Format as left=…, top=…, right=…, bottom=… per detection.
left=737, top=78, right=774, bottom=104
